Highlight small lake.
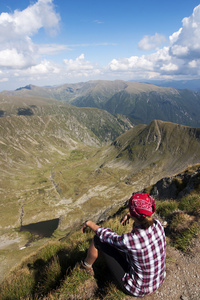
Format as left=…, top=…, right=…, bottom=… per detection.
left=20, top=218, right=59, bottom=238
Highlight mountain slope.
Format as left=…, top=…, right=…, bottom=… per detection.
left=0, top=94, right=133, bottom=230
left=0, top=94, right=132, bottom=143
left=104, top=87, right=200, bottom=126
left=103, top=120, right=200, bottom=189
left=2, top=80, right=200, bottom=127
left=1, top=97, right=200, bottom=285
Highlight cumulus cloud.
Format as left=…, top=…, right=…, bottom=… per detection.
left=169, top=5, right=200, bottom=60
left=26, top=60, right=60, bottom=75
left=0, top=0, right=60, bottom=39
left=138, top=33, right=167, bottom=51
left=1, top=2, right=200, bottom=89
left=64, top=54, right=101, bottom=78
left=0, top=0, right=60, bottom=69
left=109, top=4, right=200, bottom=79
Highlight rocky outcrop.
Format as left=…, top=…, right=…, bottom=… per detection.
left=149, top=166, right=200, bottom=200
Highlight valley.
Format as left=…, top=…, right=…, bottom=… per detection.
left=1, top=81, right=200, bottom=284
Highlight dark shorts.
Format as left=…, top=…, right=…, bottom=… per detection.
left=93, top=235, right=133, bottom=296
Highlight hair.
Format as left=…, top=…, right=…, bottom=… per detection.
left=136, top=215, right=154, bottom=229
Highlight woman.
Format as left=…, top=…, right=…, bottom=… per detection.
left=81, top=193, right=166, bottom=297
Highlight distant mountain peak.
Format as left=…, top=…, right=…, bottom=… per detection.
left=1, top=80, right=200, bottom=128
left=15, top=84, right=36, bottom=91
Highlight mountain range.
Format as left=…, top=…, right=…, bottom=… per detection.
left=1, top=84, right=200, bottom=283
left=141, top=78, right=200, bottom=91
left=2, top=80, right=200, bottom=127
left=1, top=93, right=200, bottom=231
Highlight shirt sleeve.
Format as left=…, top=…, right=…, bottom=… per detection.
left=96, top=227, right=128, bottom=252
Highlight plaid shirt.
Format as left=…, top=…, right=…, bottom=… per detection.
left=96, top=219, right=166, bottom=297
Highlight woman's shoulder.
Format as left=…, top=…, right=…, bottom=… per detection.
left=153, top=218, right=165, bottom=234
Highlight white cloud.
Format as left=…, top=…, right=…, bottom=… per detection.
left=0, top=48, right=33, bottom=68
left=169, top=28, right=182, bottom=44
left=170, top=45, right=189, bottom=57
left=109, top=55, right=154, bottom=71
left=26, top=60, right=60, bottom=75
left=63, top=54, right=101, bottom=78
left=0, top=0, right=60, bottom=70
left=160, top=63, right=178, bottom=72
left=0, top=77, right=8, bottom=82
left=138, top=33, right=167, bottom=51
left=1, top=2, right=200, bottom=89
left=38, top=44, right=70, bottom=56
left=108, top=4, right=200, bottom=80
left=0, top=0, right=60, bottom=39
left=93, top=20, right=104, bottom=24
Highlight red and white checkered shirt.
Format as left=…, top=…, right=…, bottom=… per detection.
left=96, top=219, right=166, bottom=297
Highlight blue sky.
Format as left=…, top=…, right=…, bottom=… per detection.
left=0, top=0, right=199, bottom=90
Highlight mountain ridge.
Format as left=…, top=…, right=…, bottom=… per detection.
left=1, top=94, right=200, bottom=287
left=2, top=80, right=200, bottom=127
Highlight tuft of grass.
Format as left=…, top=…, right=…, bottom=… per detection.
left=155, top=195, right=200, bottom=252
left=34, top=255, right=62, bottom=297
left=103, top=282, right=127, bottom=300
left=169, top=212, right=190, bottom=232
left=156, top=200, right=178, bottom=218
left=0, top=268, right=34, bottom=300
left=170, top=221, right=199, bottom=251
left=178, top=194, right=200, bottom=213
left=56, top=264, right=97, bottom=299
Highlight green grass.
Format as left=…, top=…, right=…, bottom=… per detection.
left=156, top=200, right=178, bottom=218
left=178, top=194, right=200, bottom=213
left=156, top=193, right=200, bottom=252
left=0, top=186, right=200, bottom=299
left=0, top=211, right=132, bottom=300
left=0, top=268, right=35, bottom=300
left=170, top=221, right=199, bottom=252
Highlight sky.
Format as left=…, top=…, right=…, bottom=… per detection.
left=0, top=0, right=200, bottom=90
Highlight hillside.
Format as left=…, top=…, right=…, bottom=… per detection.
left=103, top=120, right=200, bottom=188
left=2, top=80, right=200, bottom=127
left=0, top=94, right=132, bottom=142
left=0, top=165, right=200, bottom=299
left=0, top=94, right=133, bottom=229
left=1, top=95, right=200, bottom=285
left=0, top=94, right=133, bottom=283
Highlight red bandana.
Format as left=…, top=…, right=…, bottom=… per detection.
left=128, top=193, right=155, bottom=219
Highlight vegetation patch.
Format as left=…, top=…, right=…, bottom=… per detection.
left=156, top=200, right=178, bottom=218
left=0, top=109, right=5, bottom=116
left=156, top=193, right=200, bottom=252
left=178, top=194, right=200, bottom=213
left=17, top=107, right=34, bottom=116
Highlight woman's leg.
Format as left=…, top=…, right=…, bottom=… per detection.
left=84, top=238, right=99, bottom=265
left=93, top=235, right=133, bottom=296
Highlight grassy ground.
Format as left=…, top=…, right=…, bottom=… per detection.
left=0, top=191, right=199, bottom=300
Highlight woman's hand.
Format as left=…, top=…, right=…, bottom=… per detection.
left=81, top=221, right=88, bottom=233
left=120, top=213, right=131, bottom=226
left=81, top=220, right=100, bottom=233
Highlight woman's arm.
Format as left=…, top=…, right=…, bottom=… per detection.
left=81, top=220, right=100, bottom=233
left=120, top=212, right=131, bottom=226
